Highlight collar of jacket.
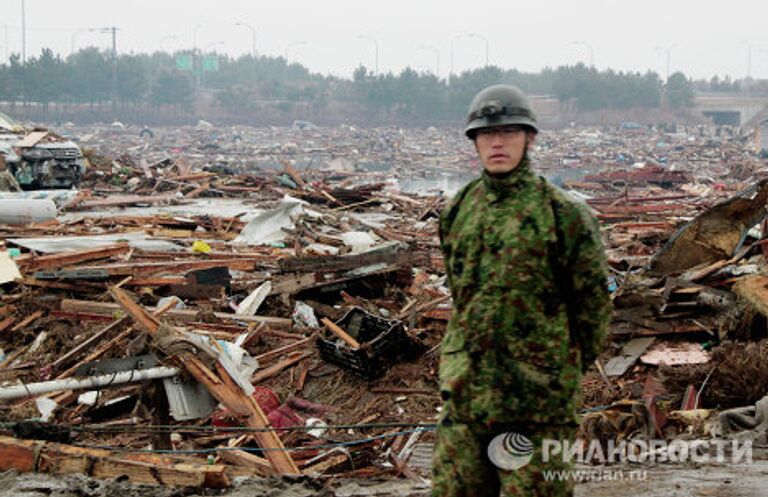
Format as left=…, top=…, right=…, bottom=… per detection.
left=481, top=159, right=537, bottom=202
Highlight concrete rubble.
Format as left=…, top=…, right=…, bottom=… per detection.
left=0, top=121, right=767, bottom=489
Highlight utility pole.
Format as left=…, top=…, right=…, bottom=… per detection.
left=101, top=26, right=119, bottom=111
left=21, top=0, right=26, bottom=64
left=654, top=44, right=676, bottom=82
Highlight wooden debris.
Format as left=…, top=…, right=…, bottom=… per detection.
left=321, top=317, right=361, bottom=349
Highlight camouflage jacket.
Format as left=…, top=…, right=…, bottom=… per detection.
left=438, top=160, right=610, bottom=426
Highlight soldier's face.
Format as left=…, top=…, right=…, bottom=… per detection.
left=474, top=125, right=535, bottom=175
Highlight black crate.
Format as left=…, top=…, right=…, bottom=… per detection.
left=316, top=307, right=425, bottom=378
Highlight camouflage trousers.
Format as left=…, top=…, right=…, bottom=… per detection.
left=432, top=413, right=576, bottom=497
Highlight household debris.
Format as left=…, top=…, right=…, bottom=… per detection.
left=0, top=121, right=767, bottom=488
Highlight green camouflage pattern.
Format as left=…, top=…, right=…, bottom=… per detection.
left=432, top=421, right=576, bottom=497
left=437, top=159, right=610, bottom=427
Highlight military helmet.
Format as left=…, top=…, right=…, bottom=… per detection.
left=465, top=84, right=538, bottom=138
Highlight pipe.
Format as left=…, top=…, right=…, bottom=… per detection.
left=0, top=366, right=179, bottom=400
left=0, top=199, right=57, bottom=225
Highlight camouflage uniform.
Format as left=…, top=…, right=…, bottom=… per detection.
left=432, top=159, right=611, bottom=497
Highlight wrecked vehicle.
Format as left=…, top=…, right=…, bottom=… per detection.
left=0, top=112, right=86, bottom=190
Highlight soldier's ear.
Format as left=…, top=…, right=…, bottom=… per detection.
left=526, top=132, right=537, bottom=149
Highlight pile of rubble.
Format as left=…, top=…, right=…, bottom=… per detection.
left=0, top=121, right=767, bottom=488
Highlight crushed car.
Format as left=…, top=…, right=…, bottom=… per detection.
left=0, top=112, right=86, bottom=190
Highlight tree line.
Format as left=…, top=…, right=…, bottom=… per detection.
left=0, top=47, right=698, bottom=124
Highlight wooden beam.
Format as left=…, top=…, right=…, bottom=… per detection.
left=251, top=351, right=312, bottom=384
left=254, top=335, right=315, bottom=363
left=60, top=299, right=292, bottom=329
left=217, top=449, right=275, bottom=476
left=76, top=259, right=256, bottom=276
left=0, top=436, right=230, bottom=488
left=18, top=244, right=130, bottom=272
left=9, top=310, right=44, bottom=333
left=278, top=242, right=412, bottom=273
left=109, top=287, right=299, bottom=475
left=321, top=318, right=360, bottom=349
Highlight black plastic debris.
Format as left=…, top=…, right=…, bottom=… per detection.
left=317, top=307, right=425, bottom=378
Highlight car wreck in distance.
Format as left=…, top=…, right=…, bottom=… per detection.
left=0, top=112, right=86, bottom=190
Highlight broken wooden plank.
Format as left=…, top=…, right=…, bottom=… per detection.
left=18, top=243, right=130, bottom=272
left=75, top=259, right=256, bottom=276
left=80, top=193, right=179, bottom=209
left=10, top=310, right=44, bottom=333
left=251, top=351, right=312, bottom=384
left=282, top=161, right=307, bottom=189
left=110, top=287, right=299, bottom=475
left=0, top=436, right=230, bottom=487
left=0, top=317, right=15, bottom=334
left=16, top=131, right=49, bottom=147
left=321, top=317, right=360, bottom=349
left=60, top=299, right=292, bottom=330
left=217, top=449, right=275, bottom=476
left=51, top=317, right=128, bottom=371
left=278, top=242, right=412, bottom=273
left=603, top=337, right=655, bottom=377
left=254, top=335, right=315, bottom=363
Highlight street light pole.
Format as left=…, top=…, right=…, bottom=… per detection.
left=571, top=40, right=594, bottom=67
left=450, top=34, right=465, bottom=81
left=357, top=35, right=378, bottom=74
left=193, top=24, right=203, bottom=54
left=654, top=44, right=677, bottom=82
left=21, top=0, right=26, bottom=64
left=4, top=25, right=10, bottom=64
left=235, top=22, right=257, bottom=58
left=742, top=42, right=753, bottom=79
left=467, top=33, right=489, bottom=66
left=419, top=44, right=440, bottom=78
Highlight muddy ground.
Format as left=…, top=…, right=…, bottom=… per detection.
left=2, top=453, right=767, bottom=497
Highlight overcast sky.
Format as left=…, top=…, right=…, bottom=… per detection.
left=1, top=0, right=766, bottom=80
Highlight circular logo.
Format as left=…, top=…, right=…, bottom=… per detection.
left=487, top=432, right=534, bottom=470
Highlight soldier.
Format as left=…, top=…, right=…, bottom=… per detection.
left=0, top=154, right=22, bottom=192
left=433, top=84, right=611, bottom=497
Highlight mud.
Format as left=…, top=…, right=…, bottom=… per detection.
left=3, top=456, right=768, bottom=497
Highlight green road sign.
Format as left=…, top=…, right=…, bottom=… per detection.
left=202, top=56, right=219, bottom=72
left=176, top=54, right=193, bottom=71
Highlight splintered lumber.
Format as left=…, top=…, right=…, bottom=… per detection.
left=254, top=335, right=315, bottom=363
left=321, top=317, right=360, bottom=349
left=17, top=243, right=130, bottom=272
left=109, top=287, right=299, bottom=475
left=51, top=317, right=127, bottom=370
left=0, top=436, right=230, bottom=487
left=9, top=310, right=44, bottom=333
left=278, top=241, right=412, bottom=273
left=16, top=131, right=49, bottom=147
left=251, top=351, right=312, bottom=383
left=218, top=449, right=275, bottom=476
left=282, top=161, right=307, bottom=188
left=80, top=193, right=179, bottom=209
left=74, top=258, right=257, bottom=276
left=60, top=299, right=292, bottom=329
left=0, top=317, right=15, bottom=333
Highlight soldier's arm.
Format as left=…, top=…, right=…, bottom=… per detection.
left=561, top=203, right=611, bottom=371
left=438, top=180, right=478, bottom=294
